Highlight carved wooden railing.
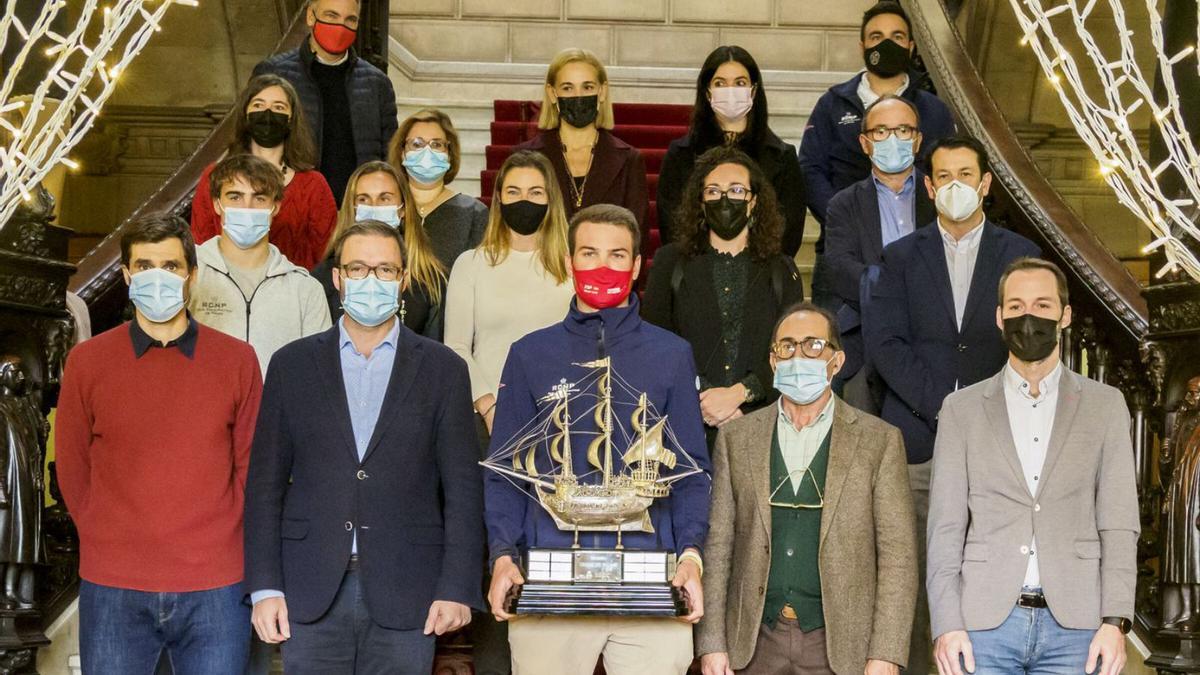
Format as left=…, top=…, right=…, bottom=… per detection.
left=903, top=0, right=1200, bottom=667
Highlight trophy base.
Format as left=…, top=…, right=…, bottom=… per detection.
left=508, top=548, right=687, bottom=617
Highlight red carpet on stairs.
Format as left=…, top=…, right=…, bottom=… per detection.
left=481, top=100, right=694, bottom=266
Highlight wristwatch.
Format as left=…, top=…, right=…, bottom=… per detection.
left=1102, top=616, right=1132, bottom=634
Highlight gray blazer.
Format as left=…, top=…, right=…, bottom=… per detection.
left=697, top=397, right=918, bottom=673
left=926, top=367, right=1140, bottom=639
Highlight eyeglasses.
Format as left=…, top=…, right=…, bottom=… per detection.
left=863, top=124, right=917, bottom=142
left=701, top=184, right=752, bottom=202
left=771, top=337, right=832, bottom=360
left=768, top=469, right=825, bottom=509
left=340, top=263, right=402, bottom=281
left=405, top=137, right=450, bottom=153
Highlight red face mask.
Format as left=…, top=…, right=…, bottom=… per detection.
left=312, top=19, right=357, bottom=55
left=573, top=266, right=634, bottom=310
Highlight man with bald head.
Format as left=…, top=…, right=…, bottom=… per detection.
left=824, top=94, right=936, bottom=414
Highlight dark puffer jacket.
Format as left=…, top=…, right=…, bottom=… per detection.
left=253, top=40, right=398, bottom=167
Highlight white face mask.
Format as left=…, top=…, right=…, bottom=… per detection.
left=709, top=86, right=753, bottom=123
left=934, top=180, right=983, bottom=222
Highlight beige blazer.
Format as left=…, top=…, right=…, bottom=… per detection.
left=696, top=397, right=918, bottom=673
left=926, top=367, right=1140, bottom=639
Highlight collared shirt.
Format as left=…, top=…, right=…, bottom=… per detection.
left=776, top=395, right=835, bottom=493
left=129, top=316, right=198, bottom=359
left=856, top=70, right=911, bottom=109
left=874, top=172, right=917, bottom=247
left=341, top=316, right=400, bottom=554
left=1003, top=360, right=1062, bottom=589
left=937, top=219, right=985, bottom=329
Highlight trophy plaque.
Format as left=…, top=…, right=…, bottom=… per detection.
left=482, top=358, right=703, bottom=618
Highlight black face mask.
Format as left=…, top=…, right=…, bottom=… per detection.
left=703, top=196, right=752, bottom=241
left=247, top=110, right=291, bottom=148
left=864, top=38, right=911, bottom=78
left=1003, top=313, right=1061, bottom=363
left=501, top=200, right=548, bottom=236
left=556, top=95, right=599, bottom=129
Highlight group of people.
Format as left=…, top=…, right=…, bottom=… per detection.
left=51, top=0, right=1140, bottom=674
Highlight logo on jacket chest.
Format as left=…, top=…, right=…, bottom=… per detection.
left=838, top=112, right=862, bottom=126
left=197, top=300, right=233, bottom=318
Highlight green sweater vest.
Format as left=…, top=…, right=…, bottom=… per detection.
left=762, top=426, right=830, bottom=630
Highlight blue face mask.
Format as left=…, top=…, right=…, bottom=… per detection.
left=402, top=147, right=451, bottom=185
left=869, top=135, right=916, bottom=175
left=128, top=268, right=187, bottom=323
left=341, top=275, right=400, bottom=327
left=355, top=203, right=402, bottom=229
left=222, top=207, right=271, bottom=249
left=773, top=356, right=832, bottom=405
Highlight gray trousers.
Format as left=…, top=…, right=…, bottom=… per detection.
left=908, top=460, right=933, bottom=675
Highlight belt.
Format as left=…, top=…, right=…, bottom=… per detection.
left=1016, top=591, right=1047, bottom=609
left=347, top=554, right=360, bottom=571
left=780, top=604, right=798, bottom=620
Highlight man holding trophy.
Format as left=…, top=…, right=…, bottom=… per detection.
left=483, top=204, right=711, bottom=674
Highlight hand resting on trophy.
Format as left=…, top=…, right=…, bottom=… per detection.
left=672, top=549, right=704, bottom=623
left=488, top=555, right=525, bottom=622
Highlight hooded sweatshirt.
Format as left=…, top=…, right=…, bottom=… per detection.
left=190, top=238, right=331, bottom=374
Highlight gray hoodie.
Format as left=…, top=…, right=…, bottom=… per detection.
left=189, top=238, right=330, bottom=375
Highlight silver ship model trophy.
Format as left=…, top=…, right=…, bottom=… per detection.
left=481, top=357, right=704, bottom=616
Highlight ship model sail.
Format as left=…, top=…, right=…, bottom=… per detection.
left=482, top=356, right=702, bottom=546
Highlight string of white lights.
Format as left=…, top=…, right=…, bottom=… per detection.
left=0, top=0, right=197, bottom=231
left=1007, top=0, right=1200, bottom=282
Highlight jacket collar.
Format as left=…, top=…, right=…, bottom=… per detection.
left=832, top=71, right=926, bottom=110
left=562, top=293, right=643, bottom=345
left=300, top=37, right=358, bottom=73
left=531, top=129, right=629, bottom=204
left=197, top=237, right=298, bottom=278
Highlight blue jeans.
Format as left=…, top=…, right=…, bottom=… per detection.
left=281, top=567, right=434, bottom=674
left=968, top=602, right=1095, bottom=674
left=79, top=580, right=249, bottom=675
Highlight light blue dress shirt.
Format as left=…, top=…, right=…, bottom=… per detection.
left=250, top=317, right=399, bottom=606
left=874, top=172, right=917, bottom=248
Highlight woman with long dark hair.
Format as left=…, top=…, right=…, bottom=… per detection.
left=643, top=146, right=803, bottom=441
left=191, top=73, right=337, bottom=269
left=656, top=46, right=808, bottom=257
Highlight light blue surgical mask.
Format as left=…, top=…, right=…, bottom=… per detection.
left=402, top=147, right=451, bottom=185
left=128, top=268, right=187, bottom=323
left=222, top=207, right=271, bottom=249
left=342, top=275, right=400, bottom=327
left=869, top=135, right=916, bottom=175
left=355, top=203, right=402, bottom=229
left=773, top=356, right=832, bottom=405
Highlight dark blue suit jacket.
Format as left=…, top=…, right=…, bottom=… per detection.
left=863, top=221, right=1040, bottom=463
left=244, top=323, right=483, bottom=628
left=826, top=170, right=937, bottom=381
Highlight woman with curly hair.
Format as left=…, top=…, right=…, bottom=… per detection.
left=643, top=145, right=804, bottom=439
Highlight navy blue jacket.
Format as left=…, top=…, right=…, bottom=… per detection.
left=862, top=221, right=1040, bottom=463
left=826, top=171, right=936, bottom=381
left=253, top=41, right=397, bottom=171
left=484, top=296, right=711, bottom=565
left=244, top=323, right=483, bottom=628
left=799, top=73, right=955, bottom=230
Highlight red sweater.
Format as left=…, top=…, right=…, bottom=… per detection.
left=191, top=163, right=338, bottom=269
left=54, top=322, right=263, bottom=592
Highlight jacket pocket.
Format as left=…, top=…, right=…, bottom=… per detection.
left=281, top=518, right=309, bottom=540
left=963, top=542, right=989, bottom=562
left=1075, top=540, right=1101, bottom=559
left=404, top=524, right=444, bottom=546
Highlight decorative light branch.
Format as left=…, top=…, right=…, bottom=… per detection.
left=0, top=0, right=196, bottom=230
left=1007, top=0, right=1200, bottom=282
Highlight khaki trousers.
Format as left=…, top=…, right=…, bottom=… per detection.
left=507, top=615, right=693, bottom=675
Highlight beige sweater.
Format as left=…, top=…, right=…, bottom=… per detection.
left=444, top=247, right=574, bottom=401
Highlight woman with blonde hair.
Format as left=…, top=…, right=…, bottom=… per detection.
left=388, top=108, right=489, bottom=270
left=514, top=48, right=648, bottom=252
left=444, top=150, right=574, bottom=435
left=310, top=161, right=448, bottom=338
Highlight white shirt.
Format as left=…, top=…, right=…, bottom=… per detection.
left=937, top=219, right=985, bottom=329
left=776, top=395, right=835, bottom=493
left=856, top=70, right=911, bottom=109
left=1003, top=361, right=1063, bottom=588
